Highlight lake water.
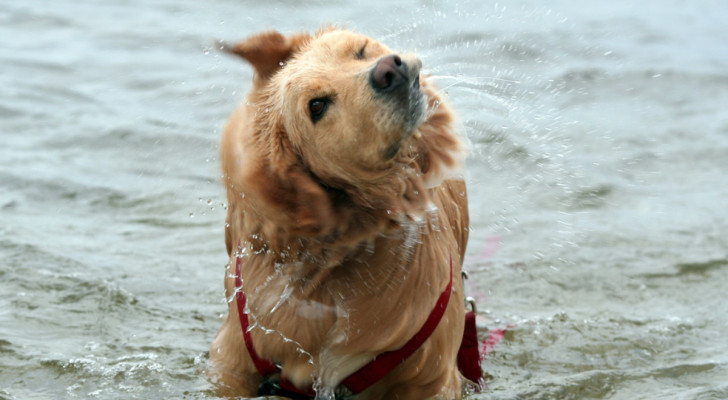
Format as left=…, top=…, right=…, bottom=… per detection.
left=1, top=1, right=727, bottom=399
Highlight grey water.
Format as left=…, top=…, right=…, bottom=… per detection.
left=1, top=0, right=727, bottom=399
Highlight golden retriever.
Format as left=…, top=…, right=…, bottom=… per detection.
left=210, top=28, right=469, bottom=399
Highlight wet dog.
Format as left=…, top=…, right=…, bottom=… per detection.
left=210, top=28, right=470, bottom=399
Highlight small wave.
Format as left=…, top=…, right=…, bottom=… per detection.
left=564, top=184, right=613, bottom=210
left=0, top=339, right=15, bottom=356
left=481, top=312, right=724, bottom=399
left=638, top=259, right=728, bottom=279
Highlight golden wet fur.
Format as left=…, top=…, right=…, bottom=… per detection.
left=209, top=28, right=470, bottom=399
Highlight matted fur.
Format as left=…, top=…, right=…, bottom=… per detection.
left=210, top=28, right=470, bottom=399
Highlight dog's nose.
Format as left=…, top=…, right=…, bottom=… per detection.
left=370, top=54, right=409, bottom=93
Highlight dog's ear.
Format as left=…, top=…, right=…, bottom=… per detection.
left=245, top=120, right=336, bottom=237
left=222, top=31, right=310, bottom=84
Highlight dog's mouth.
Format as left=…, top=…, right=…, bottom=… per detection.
left=369, top=54, right=426, bottom=152
left=384, top=74, right=425, bottom=161
left=404, top=70, right=426, bottom=128
left=405, top=77, right=425, bottom=129
left=409, top=74, right=423, bottom=105
left=412, top=75, right=420, bottom=90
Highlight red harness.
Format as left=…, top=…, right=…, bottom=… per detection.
left=235, top=253, right=482, bottom=398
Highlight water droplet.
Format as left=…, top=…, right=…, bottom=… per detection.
left=313, top=383, right=335, bottom=400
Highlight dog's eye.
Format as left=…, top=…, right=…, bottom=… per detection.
left=309, top=97, right=330, bottom=123
left=356, top=41, right=367, bottom=60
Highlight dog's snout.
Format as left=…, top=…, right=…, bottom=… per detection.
left=370, top=54, right=408, bottom=92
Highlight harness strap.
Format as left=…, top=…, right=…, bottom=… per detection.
left=235, top=252, right=453, bottom=396
left=234, top=258, right=278, bottom=377
left=341, top=257, right=453, bottom=393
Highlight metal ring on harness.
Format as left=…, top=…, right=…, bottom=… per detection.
left=461, top=270, right=477, bottom=314
left=466, top=296, right=477, bottom=314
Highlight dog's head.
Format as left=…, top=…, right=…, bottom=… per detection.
left=222, top=29, right=464, bottom=242
left=225, top=29, right=426, bottom=179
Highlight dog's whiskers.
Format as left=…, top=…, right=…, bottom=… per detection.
left=425, top=74, right=517, bottom=117
left=427, top=74, right=521, bottom=96
left=429, top=74, right=521, bottom=85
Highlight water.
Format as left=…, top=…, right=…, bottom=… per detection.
left=1, top=1, right=727, bottom=399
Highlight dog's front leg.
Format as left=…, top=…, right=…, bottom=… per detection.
left=209, top=314, right=262, bottom=397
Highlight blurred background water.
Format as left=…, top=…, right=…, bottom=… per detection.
left=1, top=1, right=727, bottom=399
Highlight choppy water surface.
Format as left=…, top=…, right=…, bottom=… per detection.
left=1, top=1, right=727, bottom=399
